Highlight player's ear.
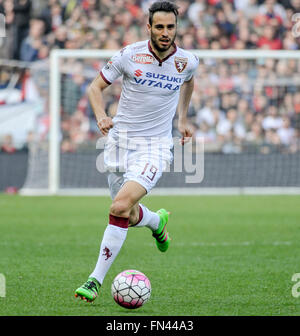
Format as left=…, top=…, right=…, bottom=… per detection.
left=146, top=23, right=151, bottom=33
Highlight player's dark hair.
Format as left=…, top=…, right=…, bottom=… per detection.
left=148, top=1, right=179, bottom=26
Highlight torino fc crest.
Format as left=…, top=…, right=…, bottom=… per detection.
left=174, top=57, right=188, bottom=73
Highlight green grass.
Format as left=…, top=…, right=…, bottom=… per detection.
left=1, top=194, right=300, bottom=316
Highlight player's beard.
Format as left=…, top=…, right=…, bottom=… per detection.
left=150, top=31, right=176, bottom=53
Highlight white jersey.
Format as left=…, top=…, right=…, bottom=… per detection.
left=100, top=40, right=199, bottom=143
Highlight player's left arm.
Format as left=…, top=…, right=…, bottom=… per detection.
left=177, top=76, right=195, bottom=145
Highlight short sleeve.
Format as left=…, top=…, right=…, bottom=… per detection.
left=185, top=54, right=199, bottom=81
left=100, top=48, right=127, bottom=84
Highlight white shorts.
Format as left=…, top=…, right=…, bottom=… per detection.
left=104, top=138, right=172, bottom=198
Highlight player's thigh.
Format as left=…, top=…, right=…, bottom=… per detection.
left=124, top=149, right=170, bottom=194
left=107, top=172, right=124, bottom=200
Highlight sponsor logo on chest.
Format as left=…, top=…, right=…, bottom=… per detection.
left=133, top=70, right=182, bottom=91
left=131, top=53, right=154, bottom=64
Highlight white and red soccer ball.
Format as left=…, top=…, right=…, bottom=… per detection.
left=111, top=270, right=151, bottom=309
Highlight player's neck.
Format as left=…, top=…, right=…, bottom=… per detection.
left=149, top=40, right=176, bottom=62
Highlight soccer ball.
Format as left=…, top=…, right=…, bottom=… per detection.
left=111, top=269, right=151, bottom=309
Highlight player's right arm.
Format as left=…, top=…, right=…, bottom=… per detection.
left=87, top=74, right=113, bottom=136
left=89, top=47, right=126, bottom=135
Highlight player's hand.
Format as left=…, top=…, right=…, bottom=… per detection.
left=97, top=117, right=113, bottom=136
left=178, top=120, right=193, bottom=145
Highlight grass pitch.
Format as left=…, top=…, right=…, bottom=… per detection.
left=0, top=194, right=300, bottom=316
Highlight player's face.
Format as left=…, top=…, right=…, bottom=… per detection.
left=147, top=11, right=177, bottom=53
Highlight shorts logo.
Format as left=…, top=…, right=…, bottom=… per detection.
left=134, top=69, right=143, bottom=77
left=174, top=57, right=188, bottom=73
left=132, top=53, right=154, bottom=64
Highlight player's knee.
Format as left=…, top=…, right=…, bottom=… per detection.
left=110, top=199, right=131, bottom=218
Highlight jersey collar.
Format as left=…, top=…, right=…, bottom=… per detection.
left=148, top=40, right=177, bottom=66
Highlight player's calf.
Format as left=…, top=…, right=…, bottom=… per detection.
left=128, top=203, right=141, bottom=226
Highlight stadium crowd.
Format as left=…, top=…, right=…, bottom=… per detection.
left=0, top=0, right=300, bottom=154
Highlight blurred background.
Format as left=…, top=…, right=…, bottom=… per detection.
left=0, top=0, right=300, bottom=193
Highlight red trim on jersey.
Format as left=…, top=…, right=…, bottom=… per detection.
left=109, top=214, right=129, bottom=228
left=100, top=71, right=112, bottom=85
left=148, top=40, right=177, bottom=66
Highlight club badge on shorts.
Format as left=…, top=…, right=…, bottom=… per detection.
left=174, top=57, right=188, bottom=73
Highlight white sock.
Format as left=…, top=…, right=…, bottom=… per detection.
left=90, top=219, right=128, bottom=285
left=133, top=204, right=160, bottom=232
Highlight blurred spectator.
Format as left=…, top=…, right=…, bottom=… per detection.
left=0, top=0, right=300, bottom=154
left=0, top=0, right=298, bottom=59
left=264, top=128, right=281, bottom=147
left=0, top=0, right=15, bottom=58
left=20, top=18, right=46, bottom=61
left=237, top=0, right=260, bottom=19
left=1, top=134, right=16, bottom=153
left=262, top=105, right=283, bottom=130
left=258, top=0, right=287, bottom=23
left=216, top=108, right=246, bottom=139
left=257, top=25, right=282, bottom=49
left=216, top=8, right=235, bottom=37
left=294, top=92, right=300, bottom=114
left=187, top=0, right=205, bottom=26
left=194, top=121, right=217, bottom=144
left=12, top=0, right=32, bottom=60
left=196, top=98, right=218, bottom=127
left=234, top=0, right=252, bottom=11
left=277, top=116, right=295, bottom=146
left=50, top=2, right=63, bottom=31
left=245, top=121, right=264, bottom=145
left=290, top=0, right=300, bottom=11
left=0, top=0, right=32, bottom=59
left=68, top=109, right=90, bottom=145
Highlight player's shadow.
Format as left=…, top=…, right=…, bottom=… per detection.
left=74, top=298, right=151, bottom=315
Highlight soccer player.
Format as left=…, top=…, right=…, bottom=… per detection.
left=75, top=0, right=199, bottom=302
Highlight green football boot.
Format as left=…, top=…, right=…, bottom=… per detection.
left=75, top=277, right=101, bottom=302
left=152, top=209, right=171, bottom=252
